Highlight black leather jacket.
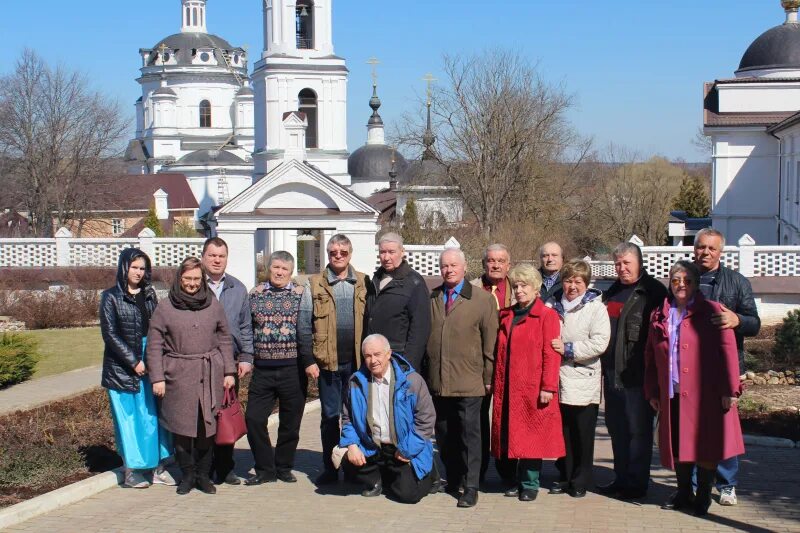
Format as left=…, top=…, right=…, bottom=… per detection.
left=100, top=248, right=158, bottom=392
left=706, top=265, right=761, bottom=374
left=603, top=271, right=669, bottom=389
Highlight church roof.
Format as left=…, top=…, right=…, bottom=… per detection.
left=348, top=145, right=408, bottom=182
left=145, top=32, right=243, bottom=67
left=176, top=149, right=246, bottom=165
left=738, top=22, right=800, bottom=74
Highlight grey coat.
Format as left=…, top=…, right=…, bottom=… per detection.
left=147, top=298, right=235, bottom=437
left=216, top=274, right=254, bottom=364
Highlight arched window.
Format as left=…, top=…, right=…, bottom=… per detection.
left=298, top=89, right=317, bottom=148
left=296, top=1, right=314, bottom=49
left=192, top=7, right=198, bottom=26
left=185, top=7, right=190, bottom=27
left=199, top=100, right=212, bottom=128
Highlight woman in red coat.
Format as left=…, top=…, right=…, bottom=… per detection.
left=492, top=263, right=565, bottom=502
left=644, top=260, right=744, bottom=516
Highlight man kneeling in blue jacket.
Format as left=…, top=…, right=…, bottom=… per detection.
left=340, top=333, right=435, bottom=503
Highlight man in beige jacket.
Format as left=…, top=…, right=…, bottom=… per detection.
left=428, top=248, right=499, bottom=508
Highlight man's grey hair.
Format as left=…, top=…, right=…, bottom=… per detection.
left=538, top=241, right=563, bottom=260
left=362, top=333, right=391, bottom=353
left=267, top=250, right=295, bottom=270
left=440, top=248, right=466, bottom=266
left=378, top=232, right=404, bottom=249
left=695, top=227, right=726, bottom=248
left=612, top=242, right=643, bottom=268
left=327, top=233, right=353, bottom=252
left=482, top=243, right=510, bottom=264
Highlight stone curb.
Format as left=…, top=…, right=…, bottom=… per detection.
left=743, top=433, right=800, bottom=449
left=0, top=399, right=322, bottom=529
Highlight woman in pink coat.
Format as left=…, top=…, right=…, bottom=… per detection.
left=644, top=260, right=744, bottom=516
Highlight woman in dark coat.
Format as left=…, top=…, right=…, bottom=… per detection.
left=644, top=260, right=744, bottom=516
left=100, top=248, right=174, bottom=488
left=492, top=263, right=565, bottom=502
left=147, top=257, right=235, bottom=495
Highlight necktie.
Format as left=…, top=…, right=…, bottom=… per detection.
left=491, top=285, right=500, bottom=310
left=445, top=288, right=456, bottom=315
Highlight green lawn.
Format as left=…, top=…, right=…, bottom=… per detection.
left=27, top=327, right=104, bottom=378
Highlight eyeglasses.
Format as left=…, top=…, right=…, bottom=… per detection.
left=670, top=278, right=693, bottom=287
left=328, top=250, right=350, bottom=258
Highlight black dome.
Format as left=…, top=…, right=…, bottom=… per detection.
left=177, top=149, right=245, bottom=165
left=146, top=32, right=244, bottom=67
left=348, top=145, right=409, bottom=182
left=738, top=23, right=800, bottom=73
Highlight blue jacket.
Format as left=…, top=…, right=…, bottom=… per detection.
left=217, top=274, right=254, bottom=363
left=340, top=354, right=435, bottom=480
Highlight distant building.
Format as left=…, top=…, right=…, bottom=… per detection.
left=704, top=0, right=800, bottom=244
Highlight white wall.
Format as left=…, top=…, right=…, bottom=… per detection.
left=717, top=83, right=800, bottom=113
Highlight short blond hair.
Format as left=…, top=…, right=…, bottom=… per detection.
left=509, top=263, right=542, bottom=292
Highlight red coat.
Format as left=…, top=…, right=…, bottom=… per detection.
left=491, top=298, right=565, bottom=459
left=644, top=295, right=745, bottom=469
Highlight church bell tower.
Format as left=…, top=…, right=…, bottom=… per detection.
left=252, top=1, right=350, bottom=183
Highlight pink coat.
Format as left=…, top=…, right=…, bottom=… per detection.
left=492, top=299, right=565, bottom=459
left=644, top=295, right=744, bottom=469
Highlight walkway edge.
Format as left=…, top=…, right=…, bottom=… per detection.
left=0, top=399, right=322, bottom=529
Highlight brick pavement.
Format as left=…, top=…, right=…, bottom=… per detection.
left=0, top=366, right=101, bottom=415
left=5, top=409, right=799, bottom=533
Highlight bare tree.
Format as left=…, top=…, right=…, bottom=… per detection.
left=0, top=49, right=129, bottom=236
left=395, top=49, right=591, bottom=240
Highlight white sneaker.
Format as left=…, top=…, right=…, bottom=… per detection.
left=719, top=487, right=737, bottom=506
left=152, top=465, right=177, bottom=486
left=124, top=469, right=150, bottom=489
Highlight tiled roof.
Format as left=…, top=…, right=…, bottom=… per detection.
left=703, top=81, right=795, bottom=128
left=95, top=173, right=198, bottom=211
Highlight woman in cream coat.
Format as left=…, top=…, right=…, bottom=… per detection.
left=548, top=259, right=610, bottom=498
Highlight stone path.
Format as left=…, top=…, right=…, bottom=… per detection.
left=5, top=409, right=799, bottom=533
left=0, top=366, right=101, bottom=415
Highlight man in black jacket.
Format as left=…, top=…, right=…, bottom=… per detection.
left=366, top=232, right=431, bottom=372
left=692, top=228, right=760, bottom=507
left=600, top=242, right=668, bottom=500
left=538, top=241, right=564, bottom=303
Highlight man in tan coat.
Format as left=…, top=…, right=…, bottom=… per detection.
left=428, top=248, right=499, bottom=508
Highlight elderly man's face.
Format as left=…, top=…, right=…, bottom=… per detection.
left=484, top=250, right=510, bottom=283
left=694, top=234, right=723, bottom=273
left=614, top=252, right=641, bottom=285
left=363, top=339, right=392, bottom=379
left=440, top=250, right=466, bottom=288
left=540, top=243, right=563, bottom=276
left=379, top=241, right=404, bottom=272
left=269, top=259, right=292, bottom=288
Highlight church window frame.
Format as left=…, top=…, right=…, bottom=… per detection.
left=199, top=100, right=212, bottom=128
left=296, top=1, right=314, bottom=49
left=298, top=89, right=318, bottom=148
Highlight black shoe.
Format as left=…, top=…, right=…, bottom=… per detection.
left=315, top=470, right=339, bottom=485
left=430, top=477, right=446, bottom=494
left=218, top=472, right=241, bottom=485
left=618, top=488, right=647, bottom=500
left=568, top=487, right=587, bottom=498
left=244, top=473, right=277, bottom=486
left=361, top=481, right=383, bottom=497
left=444, top=481, right=463, bottom=495
left=176, top=474, right=194, bottom=495
left=596, top=480, right=623, bottom=495
left=503, top=486, right=520, bottom=498
left=276, top=471, right=297, bottom=483
left=196, top=476, right=217, bottom=494
left=661, top=490, right=694, bottom=510
left=549, top=481, right=568, bottom=495
left=457, top=487, right=479, bottom=508
left=518, top=489, right=538, bottom=502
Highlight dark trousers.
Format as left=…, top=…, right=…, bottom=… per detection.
left=211, top=375, right=240, bottom=481
left=603, top=375, right=654, bottom=492
left=479, top=393, right=491, bottom=481
left=556, top=403, right=599, bottom=491
left=496, top=457, right=543, bottom=490
left=342, top=443, right=432, bottom=504
left=245, top=365, right=307, bottom=477
left=318, top=361, right=354, bottom=473
left=433, top=396, right=482, bottom=489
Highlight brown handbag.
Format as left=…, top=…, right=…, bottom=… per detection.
left=215, top=387, right=247, bottom=445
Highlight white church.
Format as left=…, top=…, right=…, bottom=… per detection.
left=704, top=0, right=800, bottom=246
left=125, top=0, right=443, bottom=287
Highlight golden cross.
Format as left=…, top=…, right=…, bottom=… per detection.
left=367, top=57, right=381, bottom=86
left=422, top=73, right=437, bottom=104
left=158, top=43, right=169, bottom=64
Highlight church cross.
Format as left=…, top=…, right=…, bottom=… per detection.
left=422, top=73, right=437, bottom=105
left=367, top=57, right=381, bottom=87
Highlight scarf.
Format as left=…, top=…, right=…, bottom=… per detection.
left=169, top=269, right=213, bottom=311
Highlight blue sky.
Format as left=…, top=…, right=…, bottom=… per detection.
left=0, top=0, right=786, bottom=161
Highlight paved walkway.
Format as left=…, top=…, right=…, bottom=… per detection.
left=0, top=366, right=101, bottom=415
left=5, top=408, right=798, bottom=533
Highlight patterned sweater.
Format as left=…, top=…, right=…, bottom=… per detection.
left=249, top=283, right=304, bottom=367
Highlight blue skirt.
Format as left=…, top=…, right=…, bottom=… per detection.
left=107, top=337, right=173, bottom=470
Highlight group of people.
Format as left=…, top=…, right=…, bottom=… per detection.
left=100, top=227, right=758, bottom=516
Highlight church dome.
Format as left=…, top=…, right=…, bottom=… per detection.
left=147, top=32, right=243, bottom=66
left=348, top=145, right=409, bottom=183
left=177, top=149, right=246, bottom=165
left=737, top=21, right=800, bottom=74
